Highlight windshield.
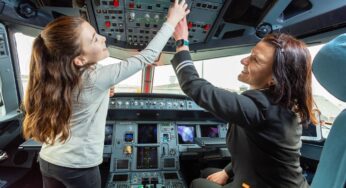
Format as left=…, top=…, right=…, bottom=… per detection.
left=153, top=54, right=248, bottom=94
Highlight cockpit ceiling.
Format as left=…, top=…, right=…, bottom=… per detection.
left=1, top=0, right=346, bottom=63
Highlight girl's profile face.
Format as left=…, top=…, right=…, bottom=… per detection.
left=78, top=21, right=109, bottom=64
left=238, top=41, right=275, bottom=89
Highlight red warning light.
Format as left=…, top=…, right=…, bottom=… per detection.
left=129, top=2, right=135, bottom=9
left=203, top=24, right=211, bottom=31
left=113, top=0, right=119, bottom=7
left=105, top=21, right=111, bottom=28
left=188, top=22, right=193, bottom=29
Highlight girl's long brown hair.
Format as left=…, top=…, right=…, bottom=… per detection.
left=23, top=16, right=86, bottom=144
left=263, top=33, right=317, bottom=125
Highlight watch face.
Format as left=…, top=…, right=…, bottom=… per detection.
left=175, top=39, right=188, bottom=47
left=175, top=40, right=184, bottom=47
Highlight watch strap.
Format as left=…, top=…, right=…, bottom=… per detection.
left=175, top=39, right=189, bottom=47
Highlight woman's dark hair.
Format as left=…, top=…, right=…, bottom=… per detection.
left=23, top=16, right=88, bottom=144
left=262, top=33, right=317, bottom=125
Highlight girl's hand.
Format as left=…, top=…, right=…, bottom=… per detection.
left=166, top=0, right=190, bottom=27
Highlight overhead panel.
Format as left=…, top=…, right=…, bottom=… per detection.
left=90, top=0, right=225, bottom=50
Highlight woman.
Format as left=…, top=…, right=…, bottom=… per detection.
left=22, top=1, right=189, bottom=187
left=171, top=18, right=317, bottom=188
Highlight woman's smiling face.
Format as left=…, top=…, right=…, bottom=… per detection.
left=238, top=41, right=275, bottom=89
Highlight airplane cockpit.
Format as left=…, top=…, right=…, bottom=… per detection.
left=1, top=0, right=346, bottom=188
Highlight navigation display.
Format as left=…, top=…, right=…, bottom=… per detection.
left=200, top=124, right=219, bottom=138
left=177, top=124, right=196, bottom=144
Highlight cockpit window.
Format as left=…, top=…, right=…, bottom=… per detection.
left=152, top=62, right=188, bottom=94
left=98, top=58, right=142, bottom=93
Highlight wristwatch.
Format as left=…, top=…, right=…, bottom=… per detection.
left=175, top=39, right=189, bottom=47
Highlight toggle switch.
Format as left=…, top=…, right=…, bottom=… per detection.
left=129, top=12, right=135, bottom=21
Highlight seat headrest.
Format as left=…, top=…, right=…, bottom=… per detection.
left=312, top=33, right=346, bottom=102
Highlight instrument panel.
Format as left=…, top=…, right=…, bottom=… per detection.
left=104, top=121, right=228, bottom=188
left=90, top=0, right=224, bottom=50
left=103, top=93, right=228, bottom=188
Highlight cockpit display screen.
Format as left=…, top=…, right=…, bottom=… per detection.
left=138, top=124, right=157, bottom=144
left=136, top=146, right=158, bottom=169
left=200, top=124, right=219, bottom=138
left=177, top=124, right=196, bottom=144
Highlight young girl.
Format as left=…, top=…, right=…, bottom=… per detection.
left=22, top=1, right=189, bottom=187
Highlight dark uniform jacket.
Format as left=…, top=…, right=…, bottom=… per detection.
left=171, top=50, right=309, bottom=188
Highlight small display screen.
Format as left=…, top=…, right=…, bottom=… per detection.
left=104, top=124, right=113, bottom=145
left=200, top=124, right=219, bottom=138
left=116, top=159, right=129, bottom=169
left=177, top=124, right=196, bottom=144
left=164, top=158, right=175, bottom=168
left=138, top=124, right=157, bottom=144
left=124, top=132, right=134, bottom=142
left=164, top=172, right=178, bottom=180
left=136, top=146, right=158, bottom=169
left=113, top=174, right=128, bottom=181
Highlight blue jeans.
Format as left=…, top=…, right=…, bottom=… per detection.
left=38, top=157, right=101, bottom=188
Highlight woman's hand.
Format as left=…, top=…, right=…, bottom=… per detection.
left=174, top=17, right=189, bottom=52
left=174, top=17, right=188, bottom=41
left=206, top=170, right=229, bottom=185
left=166, top=0, right=190, bottom=27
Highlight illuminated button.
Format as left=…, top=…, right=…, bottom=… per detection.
left=203, top=24, right=211, bottom=31
left=105, top=21, right=111, bottom=28
left=113, top=0, right=119, bottom=7
left=188, top=22, right=193, bottom=29
left=129, top=2, right=135, bottom=9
